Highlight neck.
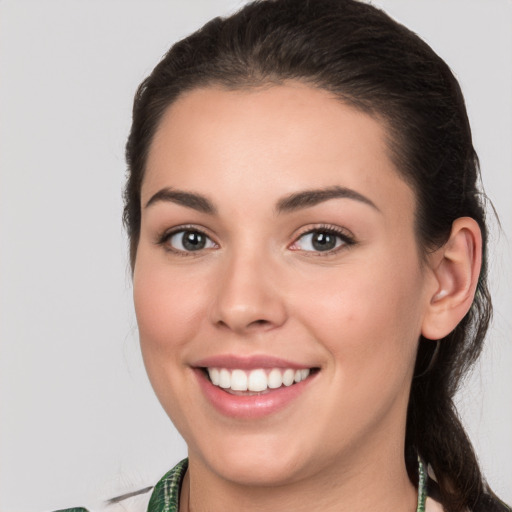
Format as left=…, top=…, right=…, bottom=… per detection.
left=182, top=442, right=417, bottom=512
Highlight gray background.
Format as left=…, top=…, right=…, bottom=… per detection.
left=0, top=1, right=510, bottom=510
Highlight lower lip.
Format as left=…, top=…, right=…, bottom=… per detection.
left=194, top=369, right=316, bottom=419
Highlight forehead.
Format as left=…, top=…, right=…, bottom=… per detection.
left=143, top=83, right=414, bottom=219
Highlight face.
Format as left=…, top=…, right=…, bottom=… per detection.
left=133, top=83, right=435, bottom=487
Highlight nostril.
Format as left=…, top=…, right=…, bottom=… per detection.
left=216, top=320, right=230, bottom=329
left=249, top=319, right=271, bottom=327
left=214, top=318, right=272, bottom=332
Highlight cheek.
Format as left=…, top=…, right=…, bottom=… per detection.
left=133, top=253, right=208, bottom=361
left=132, top=254, right=212, bottom=432
left=294, top=252, right=426, bottom=372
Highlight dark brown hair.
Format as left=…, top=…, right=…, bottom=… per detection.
left=124, top=1, right=498, bottom=509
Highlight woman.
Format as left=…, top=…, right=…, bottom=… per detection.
left=58, top=0, right=510, bottom=510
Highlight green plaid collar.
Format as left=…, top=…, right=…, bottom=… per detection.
left=147, top=458, right=428, bottom=512
left=147, top=458, right=188, bottom=512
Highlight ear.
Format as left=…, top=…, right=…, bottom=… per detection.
left=421, top=217, right=482, bottom=340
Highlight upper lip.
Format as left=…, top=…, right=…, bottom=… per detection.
left=193, top=354, right=315, bottom=370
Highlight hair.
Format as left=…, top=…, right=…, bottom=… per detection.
left=124, top=1, right=496, bottom=509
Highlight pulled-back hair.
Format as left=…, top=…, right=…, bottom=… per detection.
left=124, top=1, right=497, bottom=509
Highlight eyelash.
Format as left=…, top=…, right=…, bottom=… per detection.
left=289, top=224, right=356, bottom=256
left=156, top=225, right=218, bottom=257
left=156, top=224, right=356, bottom=256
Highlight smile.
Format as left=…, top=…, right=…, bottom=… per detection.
left=207, top=367, right=311, bottom=393
left=193, top=356, right=319, bottom=419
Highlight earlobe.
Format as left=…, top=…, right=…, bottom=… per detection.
left=421, top=217, right=482, bottom=340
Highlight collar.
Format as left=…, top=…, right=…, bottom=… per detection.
left=147, top=458, right=429, bottom=512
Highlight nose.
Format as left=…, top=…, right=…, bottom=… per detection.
left=210, top=250, right=288, bottom=335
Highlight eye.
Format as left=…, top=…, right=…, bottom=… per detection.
left=290, top=227, right=354, bottom=253
left=162, top=229, right=217, bottom=253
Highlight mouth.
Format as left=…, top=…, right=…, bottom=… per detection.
left=202, top=367, right=318, bottom=395
left=192, top=355, right=320, bottom=418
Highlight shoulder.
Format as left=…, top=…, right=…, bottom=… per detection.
left=51, top=488, right=152, bottom=512
left=51, top=459, right=188, bottom=512
left=146, top=458, right=188, bottom=512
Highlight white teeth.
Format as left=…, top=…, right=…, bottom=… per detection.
left=207, top=367, right=312, bottom=392
left=282, top=369, right=295, bottom=386
left=219, top=368, right=231, bottom=389
left=248, top=369, right=267, bottom=392
left=268, top=368, right=283, bottom=389
left=230, top=369, right=248, bottom=391
left=209, top=368, right=220, bottom=385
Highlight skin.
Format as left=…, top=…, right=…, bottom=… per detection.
left=133, top=83, right=480, bottom=512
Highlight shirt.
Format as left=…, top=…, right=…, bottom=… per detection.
left=54, top=458, right=509, bottom=512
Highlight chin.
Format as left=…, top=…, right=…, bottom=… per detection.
left=191, top=432, right=316, bottom=487
left=211, top=455, right=305, bottom=487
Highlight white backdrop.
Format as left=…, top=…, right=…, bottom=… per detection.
left=1, top=1, right=510, bottom=510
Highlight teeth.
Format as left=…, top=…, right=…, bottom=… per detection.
left=219, top=369, right=231, bottom=389
left=282, top=368, right=295, bottom=386
left=248, top=369, right=267, bottom=392
left=268, top=368, right=283, bottom=389
left=206, top=367, right=311, bottom=392
left=231, top=369, right=247, bottom=391
left=209, top=368, right=220, bottom=385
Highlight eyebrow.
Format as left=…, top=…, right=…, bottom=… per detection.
left=276, top=186, right=380, bottom=214
left=144, top=185, right=379, bottom=216
left=145, top=188, right=217, bottom=214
